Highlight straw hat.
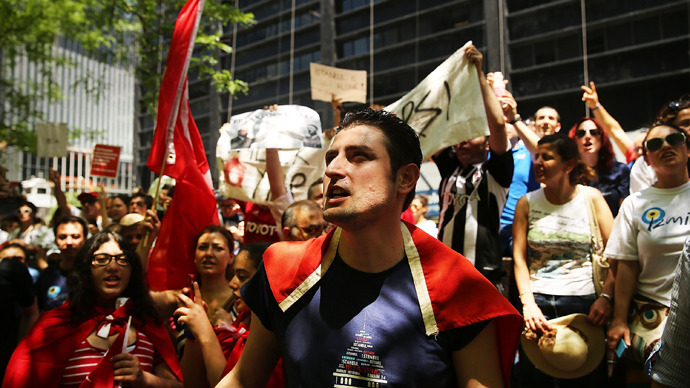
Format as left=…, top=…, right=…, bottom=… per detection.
left=119, top=213, right=145, bottom=227
left=521, top=313, right=605, bottom=379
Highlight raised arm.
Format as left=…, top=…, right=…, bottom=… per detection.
left=465, top=45, right=508, bottom=154
left=581, top=82, right=632, bottom=157
left=49, top=168, right=71, bottom=219
left=500, top=91, right=540, bottom=154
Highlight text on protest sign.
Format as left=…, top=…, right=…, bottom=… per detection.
left=385, top=41, right=489, bottom=160
left=91, top=144, right=121, bottom=178
left=310, top=63, right=367, bottom=104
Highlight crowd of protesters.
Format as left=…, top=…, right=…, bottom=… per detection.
left=0, top=43, right=689, bottom=387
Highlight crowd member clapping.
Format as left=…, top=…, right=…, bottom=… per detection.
left=176, top=242, right=284, bottom=388
left=3, top=231, right=182, bottom=387
left=568, top=117, right=630, bottom=216
left=513, top=135, right=613, bottom=386
left=605, top=122, right=690, bottom=367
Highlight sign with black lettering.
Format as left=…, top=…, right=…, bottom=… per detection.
left=385, top=41, right=489, bottom=159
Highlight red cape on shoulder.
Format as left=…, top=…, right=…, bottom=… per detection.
left=262, top=221, right=523, bottom=386
left=3, top=300, right=182, bottom=387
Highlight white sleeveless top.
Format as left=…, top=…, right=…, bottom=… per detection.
left=526, top=185, right=595, bottom=296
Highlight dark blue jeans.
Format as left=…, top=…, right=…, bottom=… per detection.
left=514, top=293, right=608, bottom=388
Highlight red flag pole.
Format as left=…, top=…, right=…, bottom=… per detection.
left=142, top=0, right=206, bottom=253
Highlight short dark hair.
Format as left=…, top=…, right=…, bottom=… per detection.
left=53, top=215, right=88, bottom=239
left=337, top=108, right=422, bottom=210
left=68, top=231, right=157, bottom=322
left=0, top=242, right=28, bottom=258
left=239, top=242, right=271, bottom=270
left=131, top=192, right=153, bottom=209
left=538, top=134, right=594, bottom=185
left=110, top=194, right=131, bottom=207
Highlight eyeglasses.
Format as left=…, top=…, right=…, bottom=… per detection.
left=130, top=201, right=145, bottom=207
left=644, top=132, right=687, bottom=152
left=17, top=208, right=32, bottom=214
left=575, top=128, right=602, bottom=138
left=91, top=253, right=129, bottom=267
left=292, top=224, right=325, bottom=237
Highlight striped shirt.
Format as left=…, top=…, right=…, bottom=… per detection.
left=60, top=330, right=158, bottom=386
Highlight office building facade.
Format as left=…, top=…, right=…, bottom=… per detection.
left=135, top=0, right=689, bottom=188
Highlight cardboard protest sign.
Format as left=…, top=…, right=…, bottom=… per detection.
left=90, top=144, right=121, bottom=178
left=385, top=41, right=488, bottom=160
left=310, top=63, right=367, bottom=103
left=221, top=105, right=323, bottom=150
left=36, top=122, right=68, bottom=158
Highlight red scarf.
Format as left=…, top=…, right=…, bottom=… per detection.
left=262, top=221, right=522, bottom=386
left=3, top=300, right=182, bottom=387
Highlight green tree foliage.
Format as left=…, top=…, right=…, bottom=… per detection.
left=0, top=0, right=254, bottom=153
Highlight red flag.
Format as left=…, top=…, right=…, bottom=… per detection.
left=79, top=319, right=130, bottom=388
left=146, top=0, right=219, bottom=291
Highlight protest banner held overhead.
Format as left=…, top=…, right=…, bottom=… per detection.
left=220, top=105, right=323, bottom=150
left=385, top=41, right=489, bottom=160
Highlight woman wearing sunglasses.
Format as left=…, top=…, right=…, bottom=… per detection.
left=3, top=231, right=182, bottom=387
left=568, top=118, right=630, bottom=217
left=605, top=122, right=690, bottom=367
left=630, top=96, right=690, bottom=193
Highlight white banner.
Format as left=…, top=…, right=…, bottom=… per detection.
left=216, top=147, right=327, bottom=205
left=220, top=105, right=323, bottom=150
left=385, top=41, right=488, bottom=160
left=310, top=63, right=367, bottom=104
left=36, top=122, right=68, bottom=158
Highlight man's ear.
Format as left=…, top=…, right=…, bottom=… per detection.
left=555, top=123, right=562, bottom=132
left=397, top=164, right=420, bottom=194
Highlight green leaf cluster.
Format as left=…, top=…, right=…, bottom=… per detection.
left=1, top=0, right=254, bottom=154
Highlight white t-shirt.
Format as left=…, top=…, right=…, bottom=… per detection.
left=416, top=219, right=438, bottom=238
left=605, top=181, right=690, bottom=306
left=526, top=185, right=596, bottom=296
left=629, top=157, right=656, bottom=194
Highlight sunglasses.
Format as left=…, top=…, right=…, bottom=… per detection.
left=575, top=128, right=602, bottom=138
left=659, top=95, right=690, bottom=119
left=644, top=132, right=687, bottom=152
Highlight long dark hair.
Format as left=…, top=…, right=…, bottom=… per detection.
left=568, top=117, right=615, bottom=172
left=538, top=134, right=595, bottom=185
left=68, top=230, right=157, bottom=322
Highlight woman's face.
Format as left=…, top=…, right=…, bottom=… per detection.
left=409, top=199, right=427, bottom=222
left=534, top=143, right=573, bottom=185
left=644, top=125, right=689, bottom=173
left=17, top=205, right=33, bottom=223
left=106, top=198, right=128, bottom=222
left=91, top=239, right=131, bottom=304
left=575, top=120, right=602, bottom=158
left=228, top=250, right=257, bottom=314
left=195, top=232, right=233, bottom=278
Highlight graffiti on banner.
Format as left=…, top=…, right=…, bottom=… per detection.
left=385, top=41, right=488, bottom=160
